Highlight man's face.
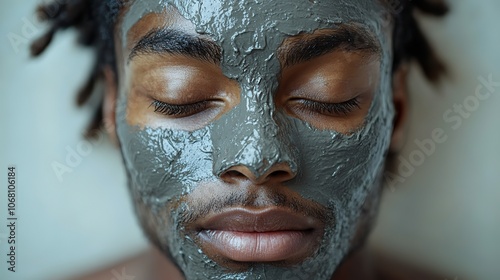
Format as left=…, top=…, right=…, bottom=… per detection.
left=113, top=0, right=394, bottom=279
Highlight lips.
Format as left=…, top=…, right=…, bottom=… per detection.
left=192, top=207, right=325, bottom=263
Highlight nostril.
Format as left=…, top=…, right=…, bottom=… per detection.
left=221, top=170, right=248, bottom=182
left=267, top=170, right=295, bottom=182
left=225, top=170, right=246, bottom=178
left=219, top=163, right=296, bottom=184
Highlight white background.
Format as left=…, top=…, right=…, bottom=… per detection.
left=1, top=0, right=499, bottom=279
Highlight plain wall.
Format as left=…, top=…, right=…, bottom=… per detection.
left=0, top=1, right=148, bottom=279
left=0, top=0, right=499, bottom=279
left=370, top=1, right=500, bottom=279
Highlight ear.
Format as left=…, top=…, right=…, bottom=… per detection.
left=389, top=64, right=409, bottom=153
left=103, top=65, right=119, bottom=146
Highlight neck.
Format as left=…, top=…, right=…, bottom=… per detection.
left=150, top=247, right=184, bottom=280
left=331, top=247, right=376, bottom=280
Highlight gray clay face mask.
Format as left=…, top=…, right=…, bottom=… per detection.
left=115, top=1, right=395, bottom=279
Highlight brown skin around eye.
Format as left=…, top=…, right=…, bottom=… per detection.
left=125, top=55, right=240, bottom=130
left=118, top=10, right=240, bottom=131
left=276, top=51, right=380, bottom=133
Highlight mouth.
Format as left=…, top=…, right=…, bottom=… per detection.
left=192, top=207, right=325, bottom=263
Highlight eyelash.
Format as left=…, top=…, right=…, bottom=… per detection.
left=293, top=98, right=361, bottom=116
left=150, top=100, right=210, bottom=117
left=149, top=97, right=360, bottom=118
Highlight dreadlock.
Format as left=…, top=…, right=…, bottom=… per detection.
left=32, top=0, right=123, bottom=137
left=31, top=0, right=448, bottom=137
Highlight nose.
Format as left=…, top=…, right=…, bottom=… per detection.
left=220, top=162, right=296, bottom=185
left=211, top=101, right=298, bottom=185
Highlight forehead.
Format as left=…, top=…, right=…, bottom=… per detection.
left=120, top=0, right=390, bottom=49
left=120, top=0, right=391, bottom=86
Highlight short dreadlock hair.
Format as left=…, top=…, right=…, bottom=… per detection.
left=31, top=0, right=448, bottom=137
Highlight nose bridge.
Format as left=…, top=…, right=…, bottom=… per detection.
left=211, top=94, right=297, bottom=179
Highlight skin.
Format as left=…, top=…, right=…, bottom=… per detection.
left=103, top=0, right=409, bottom=279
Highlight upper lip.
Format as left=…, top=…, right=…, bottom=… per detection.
left=193, top=207, right=324, bottom=233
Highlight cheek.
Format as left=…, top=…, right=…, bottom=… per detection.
left=284, top=90, right=393, bottom=209
left=116, top=123, right=216, bottom=203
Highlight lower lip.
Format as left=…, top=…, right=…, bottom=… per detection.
left=198, top=229, right=318, bottom=262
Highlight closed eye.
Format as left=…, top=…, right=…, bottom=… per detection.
left=290, top=98, right=361, bottom=116
left=149, top=99, right=212, bottom=118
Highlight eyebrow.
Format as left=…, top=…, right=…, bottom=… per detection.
left=128, top=25, right=380, bottom=67
left=278, top=25, right=381, bottom=68
left=128, top=28, right=222, bottom=64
